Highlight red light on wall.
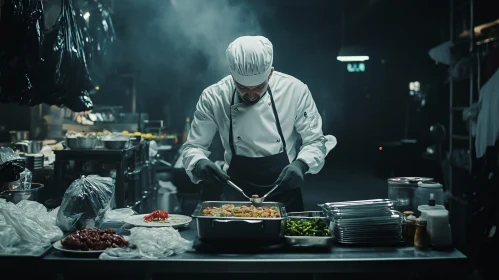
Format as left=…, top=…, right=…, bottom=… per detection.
left=378, top=146, right=383, bottom=151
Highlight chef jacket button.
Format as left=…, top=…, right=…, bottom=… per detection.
left=237, top=136, right=242, bottom=140
left=268, top=102, right=271, bottom=106
left=234, top=108, right=238, bottom=112
left=277, top=139, right=280, bottom=142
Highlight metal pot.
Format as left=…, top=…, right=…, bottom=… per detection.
left=14, top=140, right=44, bottom=153
left=65, top=137, right=98, bottom=149
left=0, top=183, right=44, bottom=204
left=387, top=177, right=433, bottom=212
left=192, top=201, right=287, bottom=241
left=9, top=131, right=30, bottom=142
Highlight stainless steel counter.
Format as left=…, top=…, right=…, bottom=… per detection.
left=32, top=224, right=469, bottom=275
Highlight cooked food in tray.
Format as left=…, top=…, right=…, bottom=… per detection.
left=60, top=228, right=128, bottom=251
left=285, top=218, right=330, bottom=236
left=144, top=210, right=169, bottom=222
left=202, top=204, right=281, bottom=218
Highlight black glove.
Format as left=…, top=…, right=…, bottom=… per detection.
left=194, top=159, right=230, bottom=184
left=274, top=160, right=309, bottom=190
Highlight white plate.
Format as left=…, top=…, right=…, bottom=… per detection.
left=52, top=236, right=129, bottom=255
left=124, top=214, right=192, bottom=228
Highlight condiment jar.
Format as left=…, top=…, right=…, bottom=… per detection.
left=402, top=211, right=414, bottom=242
left=404, top=213, right=417, bottom=245
left=414, top=218, right=429, bottom=250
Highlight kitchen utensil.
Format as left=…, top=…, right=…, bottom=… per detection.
left=226, top=180, right=251, bottom=199
left=101, top=136, right=131, bottom=149
left=124, top=214, right=192, bottom=228
left=0, top=183, right=44, bottom=204
left=320, top=199, right=404, bottom=245
left=284, top=211, right=333, bottom=248
left=414, top=181, right=444, bottom=209
left=251, top=184, right=279, bottom=203
left=65, top=137, right=98, bottom=149
left=226, top=180, right=279, bottom=203
left=14, top=140, right=44, bottom=154
left=387, top=177, right=433, bottom=212
left=191, top=201, right=287, bottom=241
left=284, top=235, right=333, bottom=248
left=9, top=130, right=30, bottom=142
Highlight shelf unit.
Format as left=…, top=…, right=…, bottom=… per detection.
left=448, top=0, right=477, bottom=194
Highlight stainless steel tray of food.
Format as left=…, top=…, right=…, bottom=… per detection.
left=191, top=201, right=287, bottom=241
left=284, top=211, right=333, bottom=248
left=284, top=235, right=333, bottom=248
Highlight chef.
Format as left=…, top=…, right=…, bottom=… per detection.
left=182, top=36, right=336, bottom=212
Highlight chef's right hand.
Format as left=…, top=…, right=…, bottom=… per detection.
left=194, top=159, right=230, bottom=184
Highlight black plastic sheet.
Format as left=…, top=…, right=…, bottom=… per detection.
left=34, top=0, right=94, bottom=111
left=0, top=0, right=115, bottom=112
left=0, top=0, right=45, bottom=105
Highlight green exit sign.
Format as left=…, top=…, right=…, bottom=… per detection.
left=347, top=63, right=366, bottom=72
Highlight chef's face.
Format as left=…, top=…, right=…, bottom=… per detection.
left=235, top=68, right=274, bottom=104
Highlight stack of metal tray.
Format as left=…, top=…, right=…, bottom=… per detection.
left=319, top=199, right=404, bottom=245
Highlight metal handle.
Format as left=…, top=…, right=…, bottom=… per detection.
left=213, top=219, right=264, bottom=231
left=227, top=180, right=250, bottom=199
left=213, top=219, right=262, bottom=224
left=262, top=184, right=279, bottom=199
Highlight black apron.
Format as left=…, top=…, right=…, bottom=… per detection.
left=222, top=86, right=304, bottom=212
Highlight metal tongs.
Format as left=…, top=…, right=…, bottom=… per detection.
left=227, top=180, right=279, bottom=204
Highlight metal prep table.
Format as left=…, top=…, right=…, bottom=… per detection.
left=4, top=223, right=469, bottom=280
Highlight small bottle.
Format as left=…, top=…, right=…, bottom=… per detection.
left=182, top=117, right=191, bottom=143
left=414, top=218, right=429, bottom=250
left=402, top=211, right=414, bottom=242
left=405, top=213, right=417, bottom=246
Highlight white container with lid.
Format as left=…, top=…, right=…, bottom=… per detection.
left=415, top=181, right=444, bottom=209
left=418, top=207, right=452, bottom=247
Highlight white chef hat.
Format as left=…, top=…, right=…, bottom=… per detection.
left=226, top=36, right=273, bottom=86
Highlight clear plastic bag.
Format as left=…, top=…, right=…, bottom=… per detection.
left=0, top=147, right=22, bottom=165
left=5, top=169, right=32, bottom=191
left=101, top=208, right=136, bottom=223
left=0, top=198, right=63, bottom=255
left=56, top=175, right=115, bottom=231
left=99, top=227, right=193, bottom=259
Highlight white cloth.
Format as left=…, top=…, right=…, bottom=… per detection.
left=182, top=71, right=337, bottom=184
left=428, top=41, right=453, bottom=65
left=226, top=36, right=273, bottom=86
left=476, top=69, right=499, bottom=158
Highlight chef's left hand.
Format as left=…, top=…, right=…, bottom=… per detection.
left=274, top=160, right=309, bottom=189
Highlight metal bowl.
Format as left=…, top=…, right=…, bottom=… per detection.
left=65, top=137, right=98, bottom=149
left=101, top=136, right=131, bottom=150
left=0, top=183, right=44, bottom=204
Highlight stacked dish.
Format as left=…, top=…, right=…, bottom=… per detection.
left=320, top=199, right=404, bottom=245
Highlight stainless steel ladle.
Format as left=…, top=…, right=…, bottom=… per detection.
left=227, top=180, right=279, bottom=204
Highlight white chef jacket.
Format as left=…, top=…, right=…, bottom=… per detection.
left=182, top=71, right=337, bottom=184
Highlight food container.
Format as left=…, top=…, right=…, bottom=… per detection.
left=9, top=130, right=30, bottom=142
left=0, top=183, right=44, bottom=204
left=388, top=177, right=433, bottom=212
left=65, top=137, right=98, bottom=149
left=191, top=201, right=287, bottom=241
left=285, top=211, right=333, bottom=248
left=101, top=136, right=131, bottom=150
